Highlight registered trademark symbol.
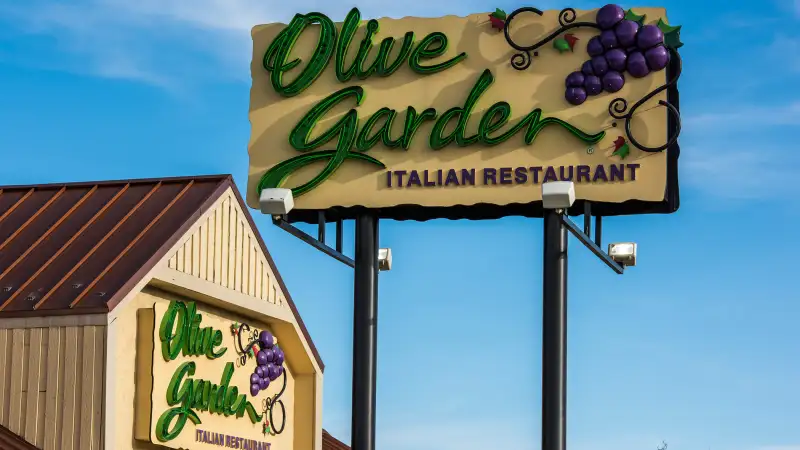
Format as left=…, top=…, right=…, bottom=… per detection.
left=586, top=146, right=595, bottom=154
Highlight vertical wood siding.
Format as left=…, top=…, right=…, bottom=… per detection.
left=167, top=191, right=289, bottom=309
left=0, top=325, right=105, bottom=450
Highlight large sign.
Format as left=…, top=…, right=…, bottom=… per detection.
left=135, top=300, right=292, bottom=450
left=246, top=4, right=682, bottom=222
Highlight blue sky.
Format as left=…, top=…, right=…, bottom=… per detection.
left=1, top=1, right=799, bottom=450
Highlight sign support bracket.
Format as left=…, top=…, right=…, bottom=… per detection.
left=559, top=213, right=623, bottom=274
left=272, top=215, right=355, bottom=268
left=541, top=204, right=623, bottom=450
left=271, top=211, right=381, bottom=450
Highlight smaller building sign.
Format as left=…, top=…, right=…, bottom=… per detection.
left=135, top=300, right=292, bottom=449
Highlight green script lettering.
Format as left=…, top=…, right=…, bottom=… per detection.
left=257, top=68, right=606, bottom=197
left=154, top=301, right=263, bottom=443
left=408, top=31, right=466, bottom=75
left=154, top=361, right=263, bottom=443
left=336, top=9, right=417, bottom=80
left=159, top=301, right=226, bottom=361
left=256, top=8, right=608, bottom=199
left=264, top=7, right=467, bottom=96
left=262, top=11, right=336, bottom=97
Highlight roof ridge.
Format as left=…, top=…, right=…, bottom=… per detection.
left=105, top=177, right=234, bottom=313
left=0, top=176, right=229, bottom=315
left=0, top=174, right=325, bottom=371
left=0, top=423, right=38, bottom=449
left=224, top=180, right=326, bottom=372
left=97, top=176, right=326, bottom=371
left=0, top=174, right=233, bottom=191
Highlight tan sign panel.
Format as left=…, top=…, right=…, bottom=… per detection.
left=246, top=6, right=681, bottom=221
left=135, top=301, right=295, bottom=450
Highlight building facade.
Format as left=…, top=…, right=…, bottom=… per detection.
left=0, top=175, right=344, bottom=450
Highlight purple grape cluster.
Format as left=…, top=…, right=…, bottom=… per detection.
left=565, top=4, right=670, bottom=106
left=249, top=330, right=286, bottom=397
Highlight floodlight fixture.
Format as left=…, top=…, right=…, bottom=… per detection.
left=608, top=242, right=637, bottom=267
left=259, top=188, right=294, bottom=216
left=378, top=248, right=392, bottom=271
left=542, top=181, right=576, bottom=210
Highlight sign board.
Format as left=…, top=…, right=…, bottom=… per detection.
left=246, top=5, right=682, bottom=222
left=135, top=300, right=293, bottom=450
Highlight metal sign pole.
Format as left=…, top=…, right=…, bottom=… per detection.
left=352, top=212, right=379, bottom=450
left=542, top=209, right=568, bottom=450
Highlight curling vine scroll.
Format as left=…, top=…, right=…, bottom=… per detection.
left=231, top=322, right=288, bottom=436
left=502, top=4, right=683, bottom=154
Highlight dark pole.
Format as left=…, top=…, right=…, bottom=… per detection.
left=542, top=209, right=568, bottom=450
left=352, top=212, right=379, bottom=450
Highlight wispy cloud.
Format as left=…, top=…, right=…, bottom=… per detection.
left=684, top=102, right=800, bottom=129
left=0, top=0, right=270, bottom=86
left=695, top=14, right=782, bottom=42
left=0, top=0, right=486, bottom=89
left=681, top=144, right=800, bottom=200
left=767, top=35, right=800, bottom=74
left=677, top=10, right=800, bottom=203
left=3, top=0, right=797, bottom=206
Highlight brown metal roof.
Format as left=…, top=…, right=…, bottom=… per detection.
left=0, top=424, right=38, bottom=450
left=322, top=430, right=350, bottom=450
left=0, top=174, right=323, bottom=371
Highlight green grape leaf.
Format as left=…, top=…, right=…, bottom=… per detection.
left=624, top=9, right=646, bottom=26
left=612, top=142, right=631, bottom=159
left=657, top=18, right=683, bottom=50
left=553, top=38, right=570, bottom=53
left=490, top=8, right=507, bottom=20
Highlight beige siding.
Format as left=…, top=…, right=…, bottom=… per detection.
left=167, top=190, right=288, bottom=309
left=0, top=325, right=105, bottom=450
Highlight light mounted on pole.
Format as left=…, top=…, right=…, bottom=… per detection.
left=541, top=181, right=576, bottom=210
left=540, top=181, right=636, bottom=273
left=259, top=188, right=295, bottom=216
left=608, top=242, right=637, bottom=267
left=539, top=180, right=636, bottom=450
left=260, top=187, right=389, bottom=450
left=378, top=248, right=392, bottom=271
